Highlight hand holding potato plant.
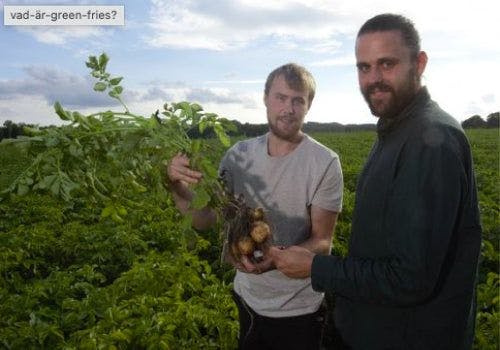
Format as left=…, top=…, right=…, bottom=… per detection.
left=219, top=190, right=273, bottom=266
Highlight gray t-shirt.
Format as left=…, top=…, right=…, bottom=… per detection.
left=220, top=132, right=343, bottom=317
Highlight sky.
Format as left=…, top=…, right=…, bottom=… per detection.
left=1, top=0, right=499, bottom=127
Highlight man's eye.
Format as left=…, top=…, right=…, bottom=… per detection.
left=293, top=98, right=305, bottom=106
left=381, top=61, right=395, bottom=69
left=357, top=65, right=369, bottom=73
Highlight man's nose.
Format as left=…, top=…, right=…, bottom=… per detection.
left=283, top=99, right=294, bottom=114
left=367, top=66, right=383, bottom=83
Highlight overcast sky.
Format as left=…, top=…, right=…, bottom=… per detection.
left=1, top=0, right=499, bottom=126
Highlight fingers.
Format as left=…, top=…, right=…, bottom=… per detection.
left=240, top=256, right=258, bottom=273
left=166, top=153, right=203, bottom=184
left=235, top=256, right=267, bottom=274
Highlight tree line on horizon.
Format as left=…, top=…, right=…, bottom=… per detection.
left=1, top=111, right=498, bottom=141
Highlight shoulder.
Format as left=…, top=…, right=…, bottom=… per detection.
left=302, top=134, right=340, bottom=162
left=227, top=134, right=266, bottom=155
left=406, top=101, right=470, bottom=159
left=221, top=134, right=266, bottom=167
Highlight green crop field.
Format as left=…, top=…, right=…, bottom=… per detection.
left=0, top=127, right=497, bottom=349
left=1, top=55, right=497, bottom=349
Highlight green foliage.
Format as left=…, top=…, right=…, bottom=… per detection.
left=1, top=53, right=232, bottom=221
left=0, top=53, right=237, bottom=349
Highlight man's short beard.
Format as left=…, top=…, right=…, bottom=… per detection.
left=268, top=120, right=301, bottom=141
left=363, top=67, right=419, bottom=119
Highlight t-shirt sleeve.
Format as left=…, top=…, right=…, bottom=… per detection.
left=311, top=156, right=343, bottom=212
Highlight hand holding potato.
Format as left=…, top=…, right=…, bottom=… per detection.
left=268, top=245, right=315, bottom=279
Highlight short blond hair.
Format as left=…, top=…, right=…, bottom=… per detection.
left=264, top=63, right=316, bottom=108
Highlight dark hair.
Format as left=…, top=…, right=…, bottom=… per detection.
left=264, top=63, right=316, bottom=107
left=357, top=13, right=421, bottom=59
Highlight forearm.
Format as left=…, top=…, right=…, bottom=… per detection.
left=299, top=208, right=337, bottom=255
left=311, top=254, right=433, bottom=306
left=298, top=236, right=332, bottom=255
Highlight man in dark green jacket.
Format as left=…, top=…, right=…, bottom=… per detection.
left=269, top=13, right=482, bottom=350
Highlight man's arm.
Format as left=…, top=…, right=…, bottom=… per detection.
left=249, top=206, right=338, bottom=276
left=166, top=153, right=217, bottom=230
left=269, top=206, right=338, bottom=278
left=299, top=205, right=338, bottom=255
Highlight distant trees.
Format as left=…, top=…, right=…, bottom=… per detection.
left=462, top=112, right=499, bottom=129
left=486, top=112, right=499, bottom=128
left=0, top=120, right=47, bottom=141
left=1, top=111, right=497, bottom=141
left=0, top=120, right=27, bottom=141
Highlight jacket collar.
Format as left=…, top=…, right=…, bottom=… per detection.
left=376, top=87, right=430, bottom=137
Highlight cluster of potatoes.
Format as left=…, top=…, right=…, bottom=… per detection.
left=230, top=207, right=272, bottom=261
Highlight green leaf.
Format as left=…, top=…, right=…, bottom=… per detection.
left=94, top=82, right=107, bottom=92
left=113, top=86, right=123, bottom=94
left=176, top=102, right=193, bottom=119
left=110, top=330, right=130, bottom=342
left=37, top=175, right=57, bottom=190
left=117, top=206, right=128, bottom=216
left=101, top=206, right=113, bottom=218
left=86, top=55, right=98, bottom=69
left=191, top=140, right=202, bottom=154
left=214, top=124, right=230, bottom=147
left=54, top=102, right=72, bottom=121
left=45, top=137, right=59, bottom=147
left=191, top=186, right=210, bottom=209
left=109, top=77, right=123, bottom=85
left=200, top=158, right=218, bottom=178
left=191, top=103, right=203, bottom=113
left=69, top=144, right=82, bottom=157
left=72, top=111, right=86, bottom=123
left=111, top=213, right=124, bottom=223
left=50, top=178, right=61, bottom=196
left=199, top=120, right=208, bottom=134
left=17, top=184, right=29, bottom=196
left=98, top=53, right=109, bottom=72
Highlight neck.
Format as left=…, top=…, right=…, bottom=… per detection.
left=267, top=131, right=304, bottom=157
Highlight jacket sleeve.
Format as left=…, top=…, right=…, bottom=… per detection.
left=312, top=129, right=470, bottom=306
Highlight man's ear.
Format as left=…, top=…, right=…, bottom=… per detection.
left=263, top=94, right=269, bottom=108
left=416, top=51, right=428, bottom=77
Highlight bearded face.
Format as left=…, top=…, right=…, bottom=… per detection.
left=355, top=31, right=426, bottom=119
left=361, top=65, right=419, bottom=119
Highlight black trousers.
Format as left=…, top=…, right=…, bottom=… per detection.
left=232, top=290, right=325, bottom=350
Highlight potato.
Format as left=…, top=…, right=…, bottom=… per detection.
left=250, top=221, right=271, bottom=243
left=238, top=236, right=255, bottom=255
left=249, top=207, right=264, bottom=222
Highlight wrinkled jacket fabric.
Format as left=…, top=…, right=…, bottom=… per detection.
left=312, top=88, right=482, bottom=350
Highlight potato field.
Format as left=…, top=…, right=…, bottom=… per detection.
left=0, top=55, right=497, bottom=349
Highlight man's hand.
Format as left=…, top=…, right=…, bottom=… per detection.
left=165, top=153, right=202, bottom=186
left=268, top=246, right=315, bottom=278
left=163, top=153, right=216, bottom=230
left=228, top=253, right=275, bottom=274
left=241, top=254, right=275, bottom=274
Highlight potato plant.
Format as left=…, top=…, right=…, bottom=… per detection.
left=0, top=54, right=239, bottom=349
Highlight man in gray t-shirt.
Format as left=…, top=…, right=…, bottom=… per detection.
left=166, top=63, right=343, bottom=350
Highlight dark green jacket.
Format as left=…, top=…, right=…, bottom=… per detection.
left=312, top=88, right=482, bottom=350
